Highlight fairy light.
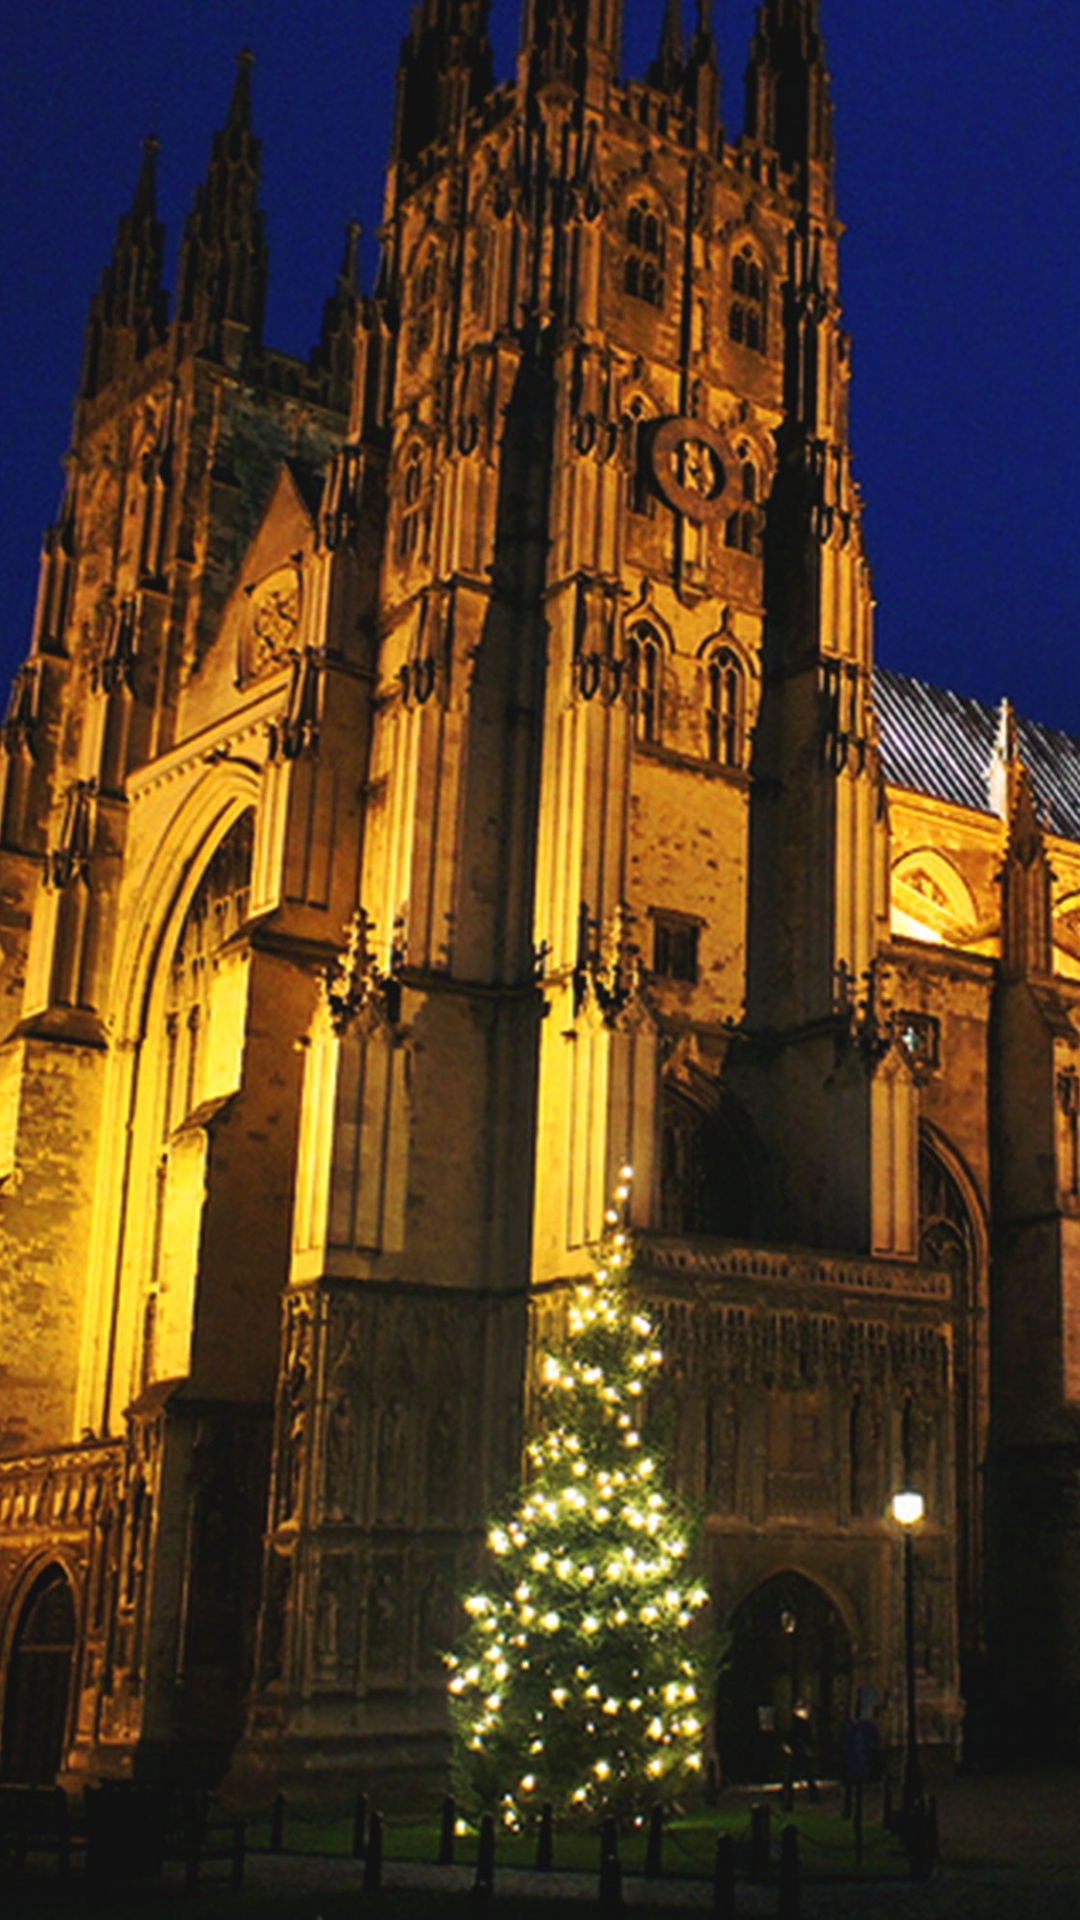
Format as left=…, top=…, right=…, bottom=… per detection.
left=445, top=1172, right=708, bottom=1825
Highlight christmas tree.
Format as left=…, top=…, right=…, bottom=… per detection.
left=446, top=1170, right=710, bottom=1827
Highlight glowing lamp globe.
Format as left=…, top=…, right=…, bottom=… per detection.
left=889, top=1490, right=925, bottom=1529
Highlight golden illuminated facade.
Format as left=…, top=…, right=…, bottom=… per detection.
left=2, top=0, right=1079, bottom=1799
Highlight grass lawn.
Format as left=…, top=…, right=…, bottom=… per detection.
left=249, top=1794, right=909, bottom=1881
left=0, top=1790, right=911, bottom=1918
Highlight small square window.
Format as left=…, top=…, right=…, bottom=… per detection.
left=653, top=915, right=699, bottom=983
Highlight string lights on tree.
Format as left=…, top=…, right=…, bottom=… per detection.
left=446, top=1167, right=710, bottom=1826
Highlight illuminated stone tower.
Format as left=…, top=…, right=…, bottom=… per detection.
left=0, top=0, right=1010, bottom=1799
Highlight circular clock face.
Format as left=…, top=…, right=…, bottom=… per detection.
left=247, top=566, right=301, bottom=677
left=650, top=417, right=729, bottom=522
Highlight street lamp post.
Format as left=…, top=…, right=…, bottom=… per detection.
left=888, top=1489, right=925, bottom=1817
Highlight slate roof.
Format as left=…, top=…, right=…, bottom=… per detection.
left=873, top=666, right=1080, bottom=845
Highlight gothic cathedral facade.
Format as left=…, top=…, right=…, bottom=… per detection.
left=2, top=0, right=1079, bottom=1799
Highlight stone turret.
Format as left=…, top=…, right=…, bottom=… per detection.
left=79, top=137, right=167, bottom=403
left=175, top=50, right=267, bottom=367
left=392, top=0, right=495, bottom=174
left=520, top=0, right=624, bottom=111
left=745, top=0, right=834, bottom=208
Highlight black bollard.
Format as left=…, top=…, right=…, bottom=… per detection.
left=601, top=1816, right=619, bottom=1864
left=779, top=1824, right=800, bottom=1920
left=712, top=1832, right=736, bottom=1920
left=474, top=1812, right=495, bottom=1898
left=644, top=1805, right=663, bottom=1878
left=750, top=1802, right=771, bottom=1881
left=536, top=1802, right=554, bottom=1873
left=853, top=1781, right=864, bottom=1867
left=363, top=1810, right=383, bottom=1893
left=906, top=1799, right=934, bottom=1882
left=438, top=1794, right=456, bottom=1866
left=351, top=1789, right=367, bottom=1860
left=842, top=1777, right=852, bottom=1820
left=599, top=1849, right=623, bottom=1914
left=229, top=1820, right=245, bottom=1893
left=927, top=1792, right=940, bottom=1864
left=269, top=1791, right=285, bottom=1854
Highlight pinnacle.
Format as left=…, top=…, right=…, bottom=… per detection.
left=227, top=47, right=255, bottom=127
left=340, top=222, right=361, bottom=292
left=650, top=0, right=684, bottom=91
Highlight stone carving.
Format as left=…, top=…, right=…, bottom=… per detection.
left=313, top=1552, right=358, bottom=1682
left=245, top=565, right=301, bottom=680
left=324, top=909, right=404, bottom=1035
left=366, top=1556, right=407, bottom=1673
left=376, top=1397, right=410, bottom=1526
left=425, top=1397, right=459, bottom=1521
left=323, top=1393, right=357, bottom=1524
left=277, top=1299, right=313, bottom=1526
left=416, top=1553, right=457, bottom=1672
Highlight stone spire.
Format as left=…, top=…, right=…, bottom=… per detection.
left=391, top=0, right=494, bottom=173
left=176, top=50, right=268, bottom=366
left=684, top=0, right=721, bottom=144
left=998, top=724, right=1054, bottom=981
left=648, top=0, right=684, bottom=94
left=744, top=0, right=834, bottom=203
left=310, top=222, right=362, bottom=413
left=79, top=136, right=167, bottom=401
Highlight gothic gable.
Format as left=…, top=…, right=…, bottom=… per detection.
left=178, top=463, right=320, bottom=739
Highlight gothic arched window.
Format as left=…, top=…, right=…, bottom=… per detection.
left=725, top=453, right=760, bottom=554
left=730, top=243, right=767, bottom=353
left=627, top=624, right=662, bottom=744
left=706, top=646, right=743, bottom=768
left=409, top=249, right=439, bottom=361
left=137, top=808, right=256, bottom=1396
left=398, top=445, right=425, bottom=562
left=625, top=200, right=665, bottom=308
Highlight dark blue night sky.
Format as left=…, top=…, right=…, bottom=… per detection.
left=3, top=0, right=1078, bottom=731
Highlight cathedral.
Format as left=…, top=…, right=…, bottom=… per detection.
left=1, top=0, right=1078, bottom=1805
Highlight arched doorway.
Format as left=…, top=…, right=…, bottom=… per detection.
left=1, top=1565, right=76, bottom=1784
left=717, top=1571, right=852, bottom=1784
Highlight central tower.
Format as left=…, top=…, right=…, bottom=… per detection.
left=232, top=0, right=893, bottom=1798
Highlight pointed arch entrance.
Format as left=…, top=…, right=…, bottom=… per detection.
left=1, top=1565, right=76, bottom=1784
left=716, top=1571, right=852, bottom=1784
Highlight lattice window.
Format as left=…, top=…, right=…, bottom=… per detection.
left=627, top=624, right=662, bottom=744
left=706, top=646, right=743, bottom=767
left=625, top=200, right=665, bottom=308
left=729, top=243, right=767, bottom=352
left=653, top=913, right=700, bottom=984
